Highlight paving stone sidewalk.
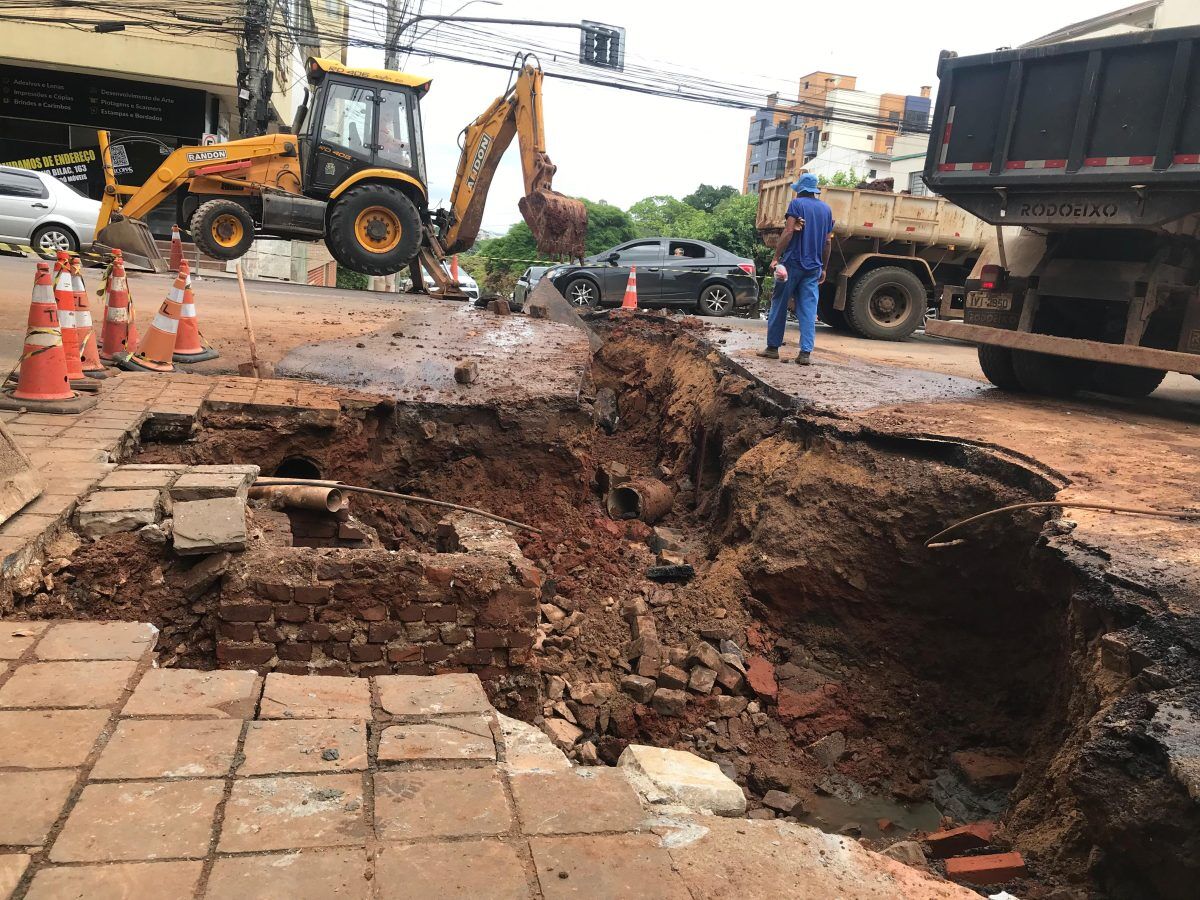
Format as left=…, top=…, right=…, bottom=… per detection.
left=0, top=620, right=974, bottom=899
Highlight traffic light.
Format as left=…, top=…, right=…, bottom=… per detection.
left=580, top=21, right=624, bottom=71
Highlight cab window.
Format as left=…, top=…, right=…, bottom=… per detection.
left=377, top=89, right=414, bottom=169
left=320, top=83, right=374, bottom=155
left=668, top=241, right=710, bottom=259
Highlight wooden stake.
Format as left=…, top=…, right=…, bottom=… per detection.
left=235, top=262, right=262, bottom=379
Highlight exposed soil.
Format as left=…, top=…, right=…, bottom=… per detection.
left=7, top=314, right=1197, bottom=899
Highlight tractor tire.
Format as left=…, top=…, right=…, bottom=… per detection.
left=844, top=266, right=926, bottom=341
left=1011, top=350, right=1086, bottom=397
left=977, top=344, right=1023, bottom=391
left=327, top=184, right=421, bottom=276
left=190, top=199, right=255, bottom=260
left=1089, top=362, right=1167, bottom=398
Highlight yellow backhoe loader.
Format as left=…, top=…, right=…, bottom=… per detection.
left=95, top=55, right=585, bottom=295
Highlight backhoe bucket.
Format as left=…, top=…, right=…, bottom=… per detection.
left=519, top=189, right=587, bottom=260
left=94, top=217, right=168, bottom=273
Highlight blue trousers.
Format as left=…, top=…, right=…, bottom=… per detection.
left=766, top=266, right=820, bottom=353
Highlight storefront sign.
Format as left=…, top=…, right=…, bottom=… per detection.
left=0, top=63, right=206, bottom=139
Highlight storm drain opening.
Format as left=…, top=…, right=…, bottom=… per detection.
left=3, top=318, right=1162, bottom=897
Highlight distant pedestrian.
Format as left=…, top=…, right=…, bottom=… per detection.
left=757, top=172, right=834, bottom=365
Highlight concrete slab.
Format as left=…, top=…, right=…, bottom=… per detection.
left=239, top=719, right=368, bottom=775
left=0, top=660, right=138, bottom=708
left=259, top=673, right=372, bottom=720
left=510, top=769, right=647, bottom=835
left=171, top=497, right=247, bottom=555
left=0, top=771, right=77, bottom=845
left=618, top=744, right=747, bottom=816
left=218, top=774, right=367, bottom=852
left=0, top=854, right=29, bottom=900
left=205, top=850, right=371, bottom=900
left=121, top=669, right=260, bottom=718
left=74, top=489, right=160, bottom=537
left=90, top=719, right=243, bottom=779
left=0, top=709, right=110, bottom=768
left=375, top=840, right=531, bottom=899
left=375, top=769, right=510, bottom=839
left=376, top=673, right=491, bottom=717
left=530, top=834, right=690, bottom=900
left=24, top=861, right=203, bottom=900
left=35, top=621, right=157, bottom=661
left=378, top=719, right=496, bottom=763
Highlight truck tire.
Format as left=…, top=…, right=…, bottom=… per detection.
left=817, top=289, right=851, bottom=331
left=1011, top=350, right=1085, bottom=397
left=1090, top=362, right=1167, bottom=398
left=190, top=199, right=255, bottom=260
left=977, top=345, right=1023, bottom=391
left=844, top=266, right=926, bottom=341
left=327, top=184, right=421, bottom=276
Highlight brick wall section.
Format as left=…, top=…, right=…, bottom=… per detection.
left=215, top=547, right=539, bottom=679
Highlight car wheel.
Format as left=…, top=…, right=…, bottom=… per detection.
left=31, top=224, right=77, bottom=254
left=563, top=276, right=600, bottom=309
left=698, top=283, right=734, bottom=317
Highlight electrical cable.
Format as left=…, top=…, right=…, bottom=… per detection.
left=925, top=501, right=1200, bottom=548
left=253, top=477, right=542, bottom=534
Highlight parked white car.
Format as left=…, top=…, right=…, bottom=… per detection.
left=421, top=261, right=480, bottom=301
left=0, top=166, right=101, bottom=253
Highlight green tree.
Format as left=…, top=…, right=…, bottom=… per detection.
left=683, top=184, right=738, bottom=214
left=628, top=195, right=711, bottom=240
left=818, top=169, right=859, bottom=187
left=580, top=198, right=637, bottom=254
left=336, top=268, right=369, bottom=291
left=708, top=192, right=769, bottom=272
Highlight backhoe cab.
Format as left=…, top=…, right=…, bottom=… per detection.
left=95, top=55, right=585, bottom=281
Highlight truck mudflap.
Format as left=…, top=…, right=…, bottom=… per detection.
left=924, top=320, right=1200, bottom=376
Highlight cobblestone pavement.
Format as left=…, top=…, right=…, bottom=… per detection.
left=0, top=620, right=974, bottom=899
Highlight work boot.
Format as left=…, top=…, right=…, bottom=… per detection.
left=756, top=347, right=779, bottom=359
left=795, top=351, right=812, bottom=366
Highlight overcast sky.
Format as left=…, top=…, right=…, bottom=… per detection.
left=351, top=0, right=1117, bottom=233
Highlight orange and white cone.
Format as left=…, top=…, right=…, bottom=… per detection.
left=119, top=261, right=187, bottom=373
left=53, top=251, right=86, bottom=382
left=173, top=269, right=219, bottom=363
left=99, top=249, right=138, bottom=364
left=169, top=225, right=183, bottom=273
left=71, top=257, right=106, bottom=377
left=10, top=263, right=73, bottom=402
left=621, top=266, right=639, bottom=310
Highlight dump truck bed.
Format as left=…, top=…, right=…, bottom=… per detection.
left=755, top=180, right=986, bottom=250
left=924, top=24, right=1200, bottom=227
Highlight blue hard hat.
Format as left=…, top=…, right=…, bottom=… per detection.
left=791, top=172, right=820, bottom=194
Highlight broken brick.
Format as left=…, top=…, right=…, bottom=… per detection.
left=454, top=360, right=479, bottom=384
left=944, top=852, right=1027, bottom=885
left=950, top=751, right=1022, bottom=788
left=657, top=665, right=689, bottom=691
left=925, top=822, right=998, bottom=858
left=651, top=688, right=687, bottom=717
left=688, top=665, right=717, bottom=694
left=777, top=684, right=838, bottom=720
left=686, top=640, right=721, bottom=671
left=620, top=675, right=656, bottom=703
left=745, top=656, right=778, bottom=700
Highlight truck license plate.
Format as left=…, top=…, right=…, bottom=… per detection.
left=966, top=292, right=1012, bottom=311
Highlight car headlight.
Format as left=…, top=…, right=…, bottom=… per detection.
left=544, top=266, right=567, bottom=280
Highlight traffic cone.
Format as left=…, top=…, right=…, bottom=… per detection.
left=621, top=266, right=639, bottom=310
left=71, top=257, right=106, bottom=377
left=9, top=263, right=73, bottom=402
left=119, top=261, right=187, bottom=373
left=99, top=249, right=139, bottom=364
left=169, top=225, right=183, bottom=273
left=172, top=268, right=219, bottom=363
left=52, top=251, right=86, bottom=382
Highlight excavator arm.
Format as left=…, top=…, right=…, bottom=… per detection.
left=438, top=63, right=585, bottom=259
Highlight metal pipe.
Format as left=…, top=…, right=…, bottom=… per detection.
left=606, top=477, right=674, bottom=524
left=248, top=485, right=345, bottom=513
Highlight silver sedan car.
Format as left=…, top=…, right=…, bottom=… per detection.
left=0, top=165, right=101, bottom=253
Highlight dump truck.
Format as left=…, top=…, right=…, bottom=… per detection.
left=922, top=25, right=1200, bottom=397
left=95, top=55, right=585, bottom=296
left=755, top=179, right=987, bottom=340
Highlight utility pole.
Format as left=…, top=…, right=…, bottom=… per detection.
left=384, top=0, right=408, bottom=71
left=239, top=0, right=274, bottom=137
